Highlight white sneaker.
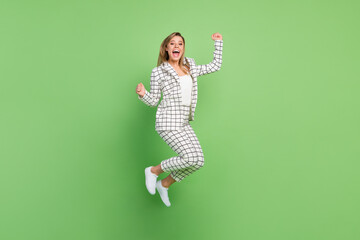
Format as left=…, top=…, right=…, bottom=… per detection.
left=145, top=166, right=158, bottom=195
left=156, top=180, right=171, bottom=207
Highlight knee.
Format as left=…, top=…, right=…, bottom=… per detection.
left=196, top=153, right=204, bottom=168
left=183, top=153, right=204, bottom=168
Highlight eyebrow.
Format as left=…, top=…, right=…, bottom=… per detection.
left=170, top=40, right=183, bottom=43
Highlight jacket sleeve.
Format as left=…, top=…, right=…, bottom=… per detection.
left=138, top=68, right=161, bottom=107
left=194, top=39, right=223, bottom=77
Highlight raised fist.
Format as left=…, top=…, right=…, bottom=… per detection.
left=136, top=82, right=145, bottom=98
left=211, top=33, right=223, bottom=41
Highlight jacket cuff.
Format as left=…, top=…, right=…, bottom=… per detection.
left=138, top=90, right=151, bottom=105
left=214, top=39, right=223, bottom=49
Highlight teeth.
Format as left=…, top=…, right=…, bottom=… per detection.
left=173, top=50, right=179, bottom=53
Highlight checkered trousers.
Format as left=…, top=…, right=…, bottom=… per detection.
left=156, top=105, right=205, bottom=182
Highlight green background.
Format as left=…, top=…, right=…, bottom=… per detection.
left=1, top=0, right=359, bottom=239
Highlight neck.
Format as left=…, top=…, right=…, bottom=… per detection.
left=168, top=59, right=179, bottom=67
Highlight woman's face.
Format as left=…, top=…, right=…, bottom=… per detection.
left=165, top=36, right=184, bottom=62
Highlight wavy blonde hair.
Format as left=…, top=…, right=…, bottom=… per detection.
left=157, top=32, right=190, bottom=74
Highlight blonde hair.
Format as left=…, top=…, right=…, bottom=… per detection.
left=157, top=32, right=190, bottom=74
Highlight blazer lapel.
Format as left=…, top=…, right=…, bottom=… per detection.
left=161, top=62, right=178, bottom=83
left=161, top=58, right=194, bottom=84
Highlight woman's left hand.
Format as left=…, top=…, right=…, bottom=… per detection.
left=211, top=33, right=223, bottom=40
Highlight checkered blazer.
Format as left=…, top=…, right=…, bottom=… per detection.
left=138, top=40, right=223, bottom=131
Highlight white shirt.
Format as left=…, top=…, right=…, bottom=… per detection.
left=178, top=74, right=193, bottom=106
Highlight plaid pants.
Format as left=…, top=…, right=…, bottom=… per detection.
left=156, top=105, right=205, bottom=182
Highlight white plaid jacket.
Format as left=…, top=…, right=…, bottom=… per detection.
left=138, top=40, right=223, bottom=131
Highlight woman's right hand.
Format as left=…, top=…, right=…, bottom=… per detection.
left=136, top=82, right=146, bottom=98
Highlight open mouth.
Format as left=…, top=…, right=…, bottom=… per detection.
left=172, top=49, right=180, bottom=58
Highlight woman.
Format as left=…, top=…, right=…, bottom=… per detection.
left=136, top=32, right=223, bottom=207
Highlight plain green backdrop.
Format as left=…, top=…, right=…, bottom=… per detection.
left=0, top=0, right=359, bottom=239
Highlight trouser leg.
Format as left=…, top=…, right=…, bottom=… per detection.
left=169, top=124, right=204, bottom=182
left=157, top=124, right=204, bottom=182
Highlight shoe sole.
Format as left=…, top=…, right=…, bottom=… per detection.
left=145, top=168, right=156, bottom=195
left=156, top=181, right=171, bottom=207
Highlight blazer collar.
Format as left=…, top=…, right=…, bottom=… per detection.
left=160, top=57, right=193, bottom=82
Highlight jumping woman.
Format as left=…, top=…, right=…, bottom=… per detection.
left=136, top=32, right=223, bottom=207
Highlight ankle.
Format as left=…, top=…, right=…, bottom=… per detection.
left=150, top=166, right=159, bottom=176
left=161, top=180, right=170, bottom=188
